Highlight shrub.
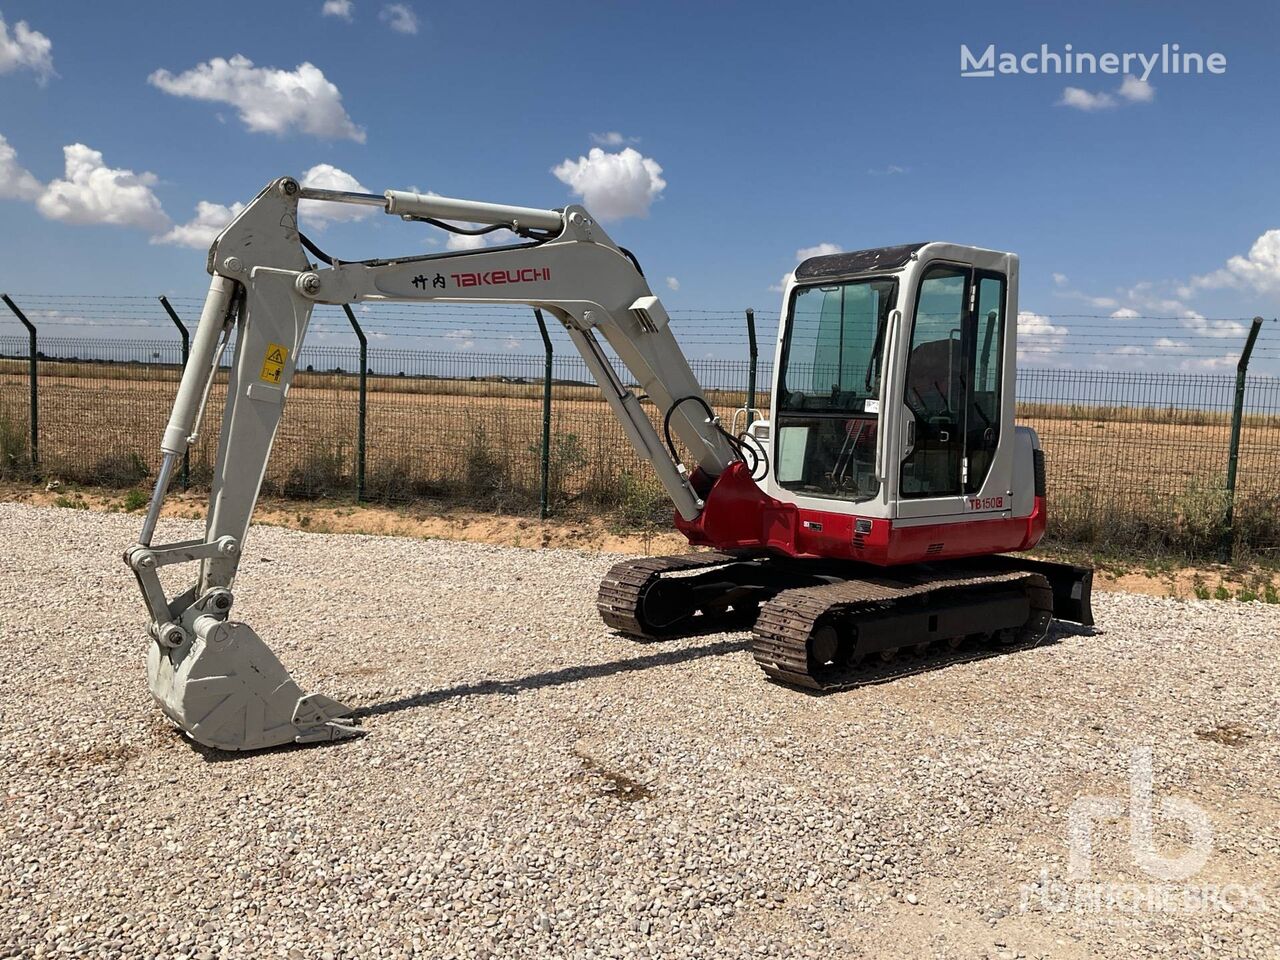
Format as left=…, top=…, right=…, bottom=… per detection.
left=280, top=444, right=349, bottom=499
left=0, top=402, right=29, bottom=480
left=463, top=425, right=521, bottom=510
left=81, top=451, right=150, bottom=488
left=614, top=470, right=669, bottom=528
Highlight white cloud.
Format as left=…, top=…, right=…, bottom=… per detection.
left=148, top=55, right=366, bottom=142
left=1181, top=312, right=1245, bottom=338
left=299, top=163, right=375, bottom=225
left=1118, top=75, right=1155, bottom=103
left=322, top=0, right=354, bottom=19
left=551, top=146, right=666, bottom=221
left=1059, top=87, right=1116, bottom=111
left=1052, top=272, right=1069, bottom=287
left=151, top=200, right=246, bottom=249
left=867, top=165, right=907, bottom=176
left=768, top=272, right=794, bottom=293
left=0, top=133, right=41, bottom=200
left=445, top=232, right=492, bottom=251
left=444, top=328, right=475, bottom=350
left=590, top=131, right=638, bottom=147
left=1017, top=310, right=1069, bottom=362
left=502, top=337, right=520, bottom=351
left=796, top=243, right=842, bottom=261
left=1180, top=353, right=1238, bottom=372
left=1110, top=307, right=1141, bottom=319
left=665, top=276, right=679, bottom=291
left=1154, top=337, right=1190, bottom=353
left=0, top=13, right=53, bottom=85
left=1187, top=229, right=1280, bottom=295
left=379, top=3, right=418, bottom=34
left=35, top=144, right=169, bottom=231
left=1060, top=75, right=1154, bottom=112
left=767, top=247, right=839, bottom=292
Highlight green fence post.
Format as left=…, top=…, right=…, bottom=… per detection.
left=157, top=296, right=192, bottom=490
left=744, top=308, right=758, bottom=426
left=342, top=305, right=368, bottom=502
left=1221, top=316, right=1265, bottom=562
left=534, top=308, right=553, bottom=519
left=1, top=293, right=38, bottom=471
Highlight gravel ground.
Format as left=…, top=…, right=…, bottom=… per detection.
left=1, top=501, right=1278, bottom=960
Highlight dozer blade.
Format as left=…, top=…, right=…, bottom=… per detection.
left=146, top=617, right=361, bottom=752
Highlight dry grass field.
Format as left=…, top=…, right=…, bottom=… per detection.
left=2, top=359, right=1279, bottom=557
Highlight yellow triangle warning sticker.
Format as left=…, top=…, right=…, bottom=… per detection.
left=260, top=342, right=289, bottom=383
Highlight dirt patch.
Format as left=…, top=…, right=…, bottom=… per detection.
left=1195, top=721, right=1255, bottom=747
left=572, top=747, right=654, bottom=803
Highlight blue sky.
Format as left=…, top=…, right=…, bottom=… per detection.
left=0, top=0, right=1277, bottom=372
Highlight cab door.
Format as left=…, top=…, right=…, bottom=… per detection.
left=896, top=263, right=1006, bottom=520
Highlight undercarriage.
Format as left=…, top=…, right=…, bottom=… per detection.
left=597, top=552, right=1093, bottom=690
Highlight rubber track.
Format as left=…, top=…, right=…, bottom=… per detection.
left=597, top=552, right=741, bottom=639
left=751, top=568, right=1054, bottom=691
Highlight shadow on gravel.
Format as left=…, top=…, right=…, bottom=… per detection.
left=166, top=727, right=357, bottom=764
left=355, top=637, right=752, bottom=719
left=180, top=623, right=1099, bottom=761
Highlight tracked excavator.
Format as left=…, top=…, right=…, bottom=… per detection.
left=126, top=176, right=1093, bottom=751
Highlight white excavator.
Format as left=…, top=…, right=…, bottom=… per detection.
left=126, top=176, right=1093, bottom=751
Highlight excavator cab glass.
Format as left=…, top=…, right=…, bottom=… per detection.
left=775, top=277, right=897, bottom=502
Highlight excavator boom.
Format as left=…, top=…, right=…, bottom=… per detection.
left=127, top=176, right=743, bottom=750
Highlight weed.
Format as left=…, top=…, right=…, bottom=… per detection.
left=1191, top=574, right=1211, bottom=601
left=1264, top=581, right=1279, bottom=604
left=460, top=425, right=533, bottom=511
left=1228, top=491, right=1280, bottom=561
left=1173, top=479, right=1229, bottom=557
left=53, top=494, right=87, bottom=509
left=281, top=444, right=349, bottom=499
left=52, top=450, right=150, bottom=488
left=1213, top=584, right=1231, bottom=601
left=0, top=401, right=29, bottom=480
left=1237, top=586, right=1258, bottom=603
left=364, top=457, right=429, bottom=503
left=612, top=470, right=669, bottom=529
left=540, top=432, right=588, bottom=508
left=122, top=489, right=148, bottom=512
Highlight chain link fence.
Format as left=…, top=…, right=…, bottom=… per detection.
left=1, top=295, right=1277, bottom=560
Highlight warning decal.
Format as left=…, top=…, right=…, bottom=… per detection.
left=260, top=343, right=288, bottom=384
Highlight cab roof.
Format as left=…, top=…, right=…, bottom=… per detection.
left=794, top=242, right=929, bottom=281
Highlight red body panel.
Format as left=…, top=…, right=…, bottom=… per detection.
left=674, top=462, right=1047, bottom=566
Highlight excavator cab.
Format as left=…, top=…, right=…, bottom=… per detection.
left=764, top=243, right=1021, bottom=538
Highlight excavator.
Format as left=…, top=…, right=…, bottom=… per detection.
left=126, top=176, right=1093, bottom=751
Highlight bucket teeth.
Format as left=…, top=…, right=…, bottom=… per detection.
left=147, top=618, right=361, bottom=751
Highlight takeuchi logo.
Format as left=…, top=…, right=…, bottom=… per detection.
left=960, top=44, right=1227, bottom=81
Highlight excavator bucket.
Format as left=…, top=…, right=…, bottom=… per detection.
left=146, top=617, right=361, bottom=752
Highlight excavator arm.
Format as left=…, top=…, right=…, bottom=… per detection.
left=126, top=175, right=743, bottom=751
